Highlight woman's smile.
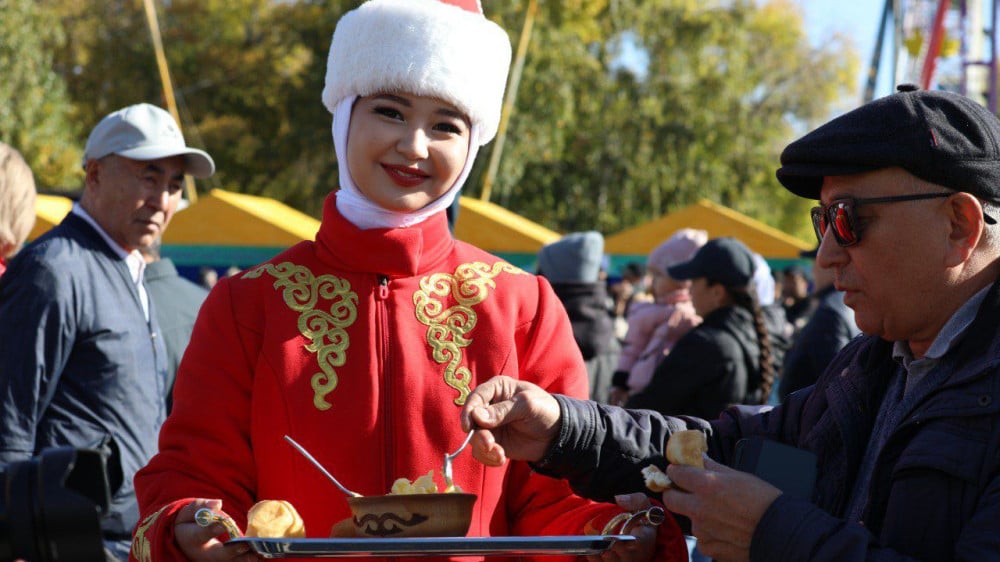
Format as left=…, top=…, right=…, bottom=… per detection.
left=381, top=163, right=430, bottom=188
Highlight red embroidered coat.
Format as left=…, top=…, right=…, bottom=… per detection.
left=130, top=196, right=684, bottom=562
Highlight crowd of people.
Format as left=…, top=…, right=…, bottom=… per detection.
left=1, top=1, right=999, bottom=562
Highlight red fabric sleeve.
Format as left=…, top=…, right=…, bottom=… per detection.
left=130, top=279, right=259, bottom=561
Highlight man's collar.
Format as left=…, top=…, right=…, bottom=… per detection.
left=72, top=203, right=130, bottom=260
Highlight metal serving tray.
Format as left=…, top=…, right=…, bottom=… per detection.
left=229, top=535, right=634, bottom=558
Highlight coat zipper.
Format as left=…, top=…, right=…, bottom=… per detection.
left=376, top=274, right=393, bottom=491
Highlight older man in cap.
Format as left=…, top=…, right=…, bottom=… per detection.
left=0, top=103, right=214, bottom=560
left=457, top=84, right=1000, bottom=562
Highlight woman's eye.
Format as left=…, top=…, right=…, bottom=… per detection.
left=373, top=106, right=403, bottom=120
left=434, top=122, right=463, bottom=135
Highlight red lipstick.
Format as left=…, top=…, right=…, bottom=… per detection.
left=382, top=164, right=429, bottom=188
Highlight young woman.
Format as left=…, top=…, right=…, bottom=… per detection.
left=627, top=237, right=775, bottom=420
left=609, top=228, right=706, bottom=406
left=128, top=2, right=685, bottom=561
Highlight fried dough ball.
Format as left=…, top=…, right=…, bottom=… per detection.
left=246, top=499, right=306, bottom=538
left=666, top=429, right=707, bottom=469
left=641, top=465, right=671, bottom=492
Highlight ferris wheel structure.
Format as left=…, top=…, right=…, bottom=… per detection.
left=866, top=0, right=998, bottom=111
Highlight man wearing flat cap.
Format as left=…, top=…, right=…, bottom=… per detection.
left=0, top=103, right=214, bottom=560
left=456, top=84, right=1000, bottom=562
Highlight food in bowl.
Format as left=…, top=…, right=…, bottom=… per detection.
left=246, top=499, right=306, bottom=538
left=391, top=469, right=462, bottom=494
left=346, top=469, right=474, bottom=538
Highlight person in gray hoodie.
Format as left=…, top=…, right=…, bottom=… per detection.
left=537, top=231, right=619, bottom=403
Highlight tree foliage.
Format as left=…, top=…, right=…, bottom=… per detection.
left=21, top=0, right=857, bottom=240
left=0, top=0, right=81, bottom=188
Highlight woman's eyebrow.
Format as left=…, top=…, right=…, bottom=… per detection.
left=373, top=93, right=410, bottom=106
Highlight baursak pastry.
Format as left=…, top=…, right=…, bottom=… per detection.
left=642, top=430, right=708, bottom=492
left=246, top=499, right=306, bottom=538
left=666, top=429, right=707, bottom=469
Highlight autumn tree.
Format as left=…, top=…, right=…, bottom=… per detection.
left=480, top=0, right=857, bottom=239
left=32, top=0, right=855, bottom=240
left=0, top=0, right=81, bottom=189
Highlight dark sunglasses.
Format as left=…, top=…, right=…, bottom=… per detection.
left=811, top=192, right=997, bottom=247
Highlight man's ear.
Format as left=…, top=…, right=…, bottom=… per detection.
left=944, top=192, right=984, bottom=267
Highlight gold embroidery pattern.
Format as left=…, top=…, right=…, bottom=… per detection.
left=131, top=505, right=166, bottom=562
left=414, top=261, right=525, bottom=405
left=243, top=262, right=358, bottom=410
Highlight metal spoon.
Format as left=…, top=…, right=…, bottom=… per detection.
left=442, top=429, right=474, bottom=492
left=284, top=435, right=362, bottom=497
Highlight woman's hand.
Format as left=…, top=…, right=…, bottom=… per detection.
left=174, top=499, right=261, bottom=561
left=587, top=493, right=658, bottom=562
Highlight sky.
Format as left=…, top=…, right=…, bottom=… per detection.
left=797, top=0, right=887, bottom=109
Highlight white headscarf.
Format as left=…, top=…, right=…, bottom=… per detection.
left=332, top=95, right=481, bottom=230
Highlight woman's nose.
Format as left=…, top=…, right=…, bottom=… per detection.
left=397, top=127, right=430, bottom=159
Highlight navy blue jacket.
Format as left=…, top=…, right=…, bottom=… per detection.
left=0, top=213, right=168, bottom=537
left=779, top=285, right=860, bottom=401
left=536, top=280, right=1000, bottom=561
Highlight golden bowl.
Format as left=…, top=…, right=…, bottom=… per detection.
left=346, top=493, right=476, bottom=538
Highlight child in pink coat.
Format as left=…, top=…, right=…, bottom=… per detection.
left=608, top=229, right=707, bottom=406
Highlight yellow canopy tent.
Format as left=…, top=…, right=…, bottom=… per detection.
left=162, top=188, right=320, bottom=269
left=164, top=188, right=319, bottom=246
left=604, top=199, right=812, bottom=273
left=606, top=199, right=811, bottom=258
left=28, top=194, right=73, bottom=241
left=454, top=196, right=561, bottom=269
left=455, top=196, right=560, bottom=252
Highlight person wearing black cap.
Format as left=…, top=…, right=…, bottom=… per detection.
left=778, top=246, right=860, bottom=401
left=626, top=237, right=776, bottom=419
left=456, top=84, right=1000, bottom=562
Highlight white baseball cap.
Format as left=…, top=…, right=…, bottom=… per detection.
left=82, top=103, right=215, bottom=178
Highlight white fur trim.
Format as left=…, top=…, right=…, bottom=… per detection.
left=322, top=0, right=511, bottom=146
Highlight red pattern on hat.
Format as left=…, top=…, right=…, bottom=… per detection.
left=441, top=0, right=482, bottom=13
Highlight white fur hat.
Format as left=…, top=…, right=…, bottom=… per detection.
left=321, top=0, right=512, bottom=147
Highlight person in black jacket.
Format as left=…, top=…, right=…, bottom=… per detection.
left=778, top=246, right=860, bottom=400
left=626, top=237, right=775, bottom=419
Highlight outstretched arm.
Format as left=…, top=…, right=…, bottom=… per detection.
left=460, top=375, right=561, bottom=466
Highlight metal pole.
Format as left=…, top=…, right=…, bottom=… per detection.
left=864, top=0, right=894, bottom=102
left=141, top=0, right=197, bottom=203
left=991, top=0, right=998, bottom=111
left=479, top=0, right=537, bottom=203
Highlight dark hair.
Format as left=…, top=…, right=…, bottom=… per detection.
left=622, top=262, right=645, bottom=279
left=709, top=281, right=774, bottom=404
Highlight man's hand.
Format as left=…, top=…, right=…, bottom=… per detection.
left=459, top=375, right=561, bottom=466
left=174, top=499, right=260, bottom=561
left=661, top=458, right=781, bottom=562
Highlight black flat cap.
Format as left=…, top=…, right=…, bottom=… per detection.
left=777, top=84, right=1000, bottom=200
